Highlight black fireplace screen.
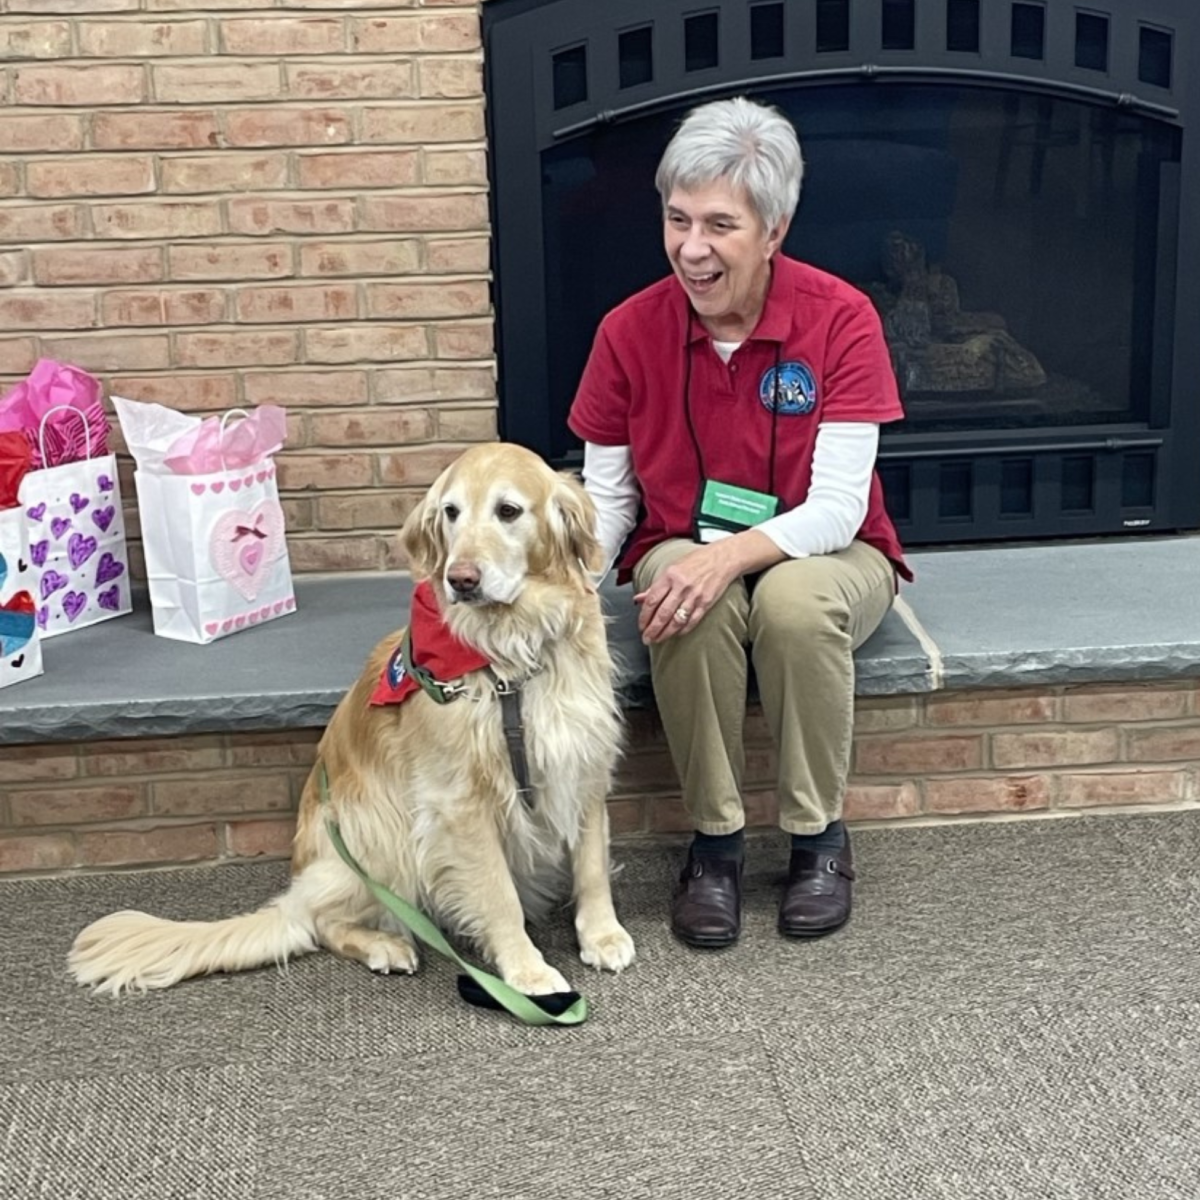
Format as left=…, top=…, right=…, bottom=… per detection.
left=486, top=0, right=1199, bottom=545
left=542, top=84, right=1181, bottom=448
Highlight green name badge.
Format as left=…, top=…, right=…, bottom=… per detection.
left=694, top=478, right=780, bottom=543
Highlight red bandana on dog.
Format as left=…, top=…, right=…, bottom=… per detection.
left=369, top=580, right=489, bottom=706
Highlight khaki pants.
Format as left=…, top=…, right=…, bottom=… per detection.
left=632, top=538, right=896, bottom=836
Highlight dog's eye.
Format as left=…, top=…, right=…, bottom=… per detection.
left=443, top=504, right=460, bottom=523
left=496, top=503, right=523, bottom=523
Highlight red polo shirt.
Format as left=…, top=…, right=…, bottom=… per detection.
left=568, top=254, right=911, bottom=582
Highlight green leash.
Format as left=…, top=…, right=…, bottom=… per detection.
left=318, top=764, right=588, bottom=1027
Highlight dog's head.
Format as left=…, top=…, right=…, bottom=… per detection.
left=401, top=443, right=602, bottom=608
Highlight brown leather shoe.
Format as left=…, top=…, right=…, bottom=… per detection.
left=670, top=855, right=742, bottom=948
left=778, top=837, right=856, bottom=939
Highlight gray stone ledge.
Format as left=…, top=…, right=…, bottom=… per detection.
left=2, top=576, right=412, bottom=746
left=2, top=535, right=1197, bottom=746
left=904, top=537, right=1200, bottom=691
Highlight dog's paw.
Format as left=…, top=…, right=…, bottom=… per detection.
left=577, top=922, right=636, bottom=973
left=503, top=962, right=571, bottom=996
left=364, top=934, right=419, bottom=976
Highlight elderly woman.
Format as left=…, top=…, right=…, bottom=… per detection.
left=568, top=96, right=911, bottom=949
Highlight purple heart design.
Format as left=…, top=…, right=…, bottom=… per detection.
left=31, top=540, right=49, bottom=568
left=68, top=532, right=98, bottom=570
left=27, top=503, right=47, bottom=522
left=98, top=474, right=114, bottom=492
left=41, top=569, right=68, bottom=599
left=91, top=505, right=116, bottom=533
left=36, top=606, right=48, bottom=630
left=95, top=553, right=126, bottom=586
left=97, top=585, right=120, bottom=612
left=62, top=591, right=88, bottom=622
left=70, top=493, right=89, bottom=514
left=51, top=517, right=72, bottom=540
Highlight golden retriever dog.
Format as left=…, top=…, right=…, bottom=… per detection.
left=69, top=442, right=635, bottom=998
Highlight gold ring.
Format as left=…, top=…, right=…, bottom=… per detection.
left=673, top=607, right=691, bottom=624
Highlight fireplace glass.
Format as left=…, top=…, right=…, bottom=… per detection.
left=540, top=83, right=1181, bottom=460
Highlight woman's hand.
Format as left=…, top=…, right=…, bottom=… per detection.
left=634, top=531, right=786, bottom=644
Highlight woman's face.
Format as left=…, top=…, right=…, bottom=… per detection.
left=663, top=179, right=787, bottom=339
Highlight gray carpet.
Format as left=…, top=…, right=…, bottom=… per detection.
left=3, top=812, right=1200, bottom=1200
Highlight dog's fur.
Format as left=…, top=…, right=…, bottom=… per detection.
left=69, top=443, right=634, bottom=998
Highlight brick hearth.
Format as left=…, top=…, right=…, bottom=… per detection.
left=3, top=681, right=1198, bottom=877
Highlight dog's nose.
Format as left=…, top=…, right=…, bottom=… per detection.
left=447, top=562, right=481, bottom=595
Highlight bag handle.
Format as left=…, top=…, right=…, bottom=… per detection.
left=217, top=408, right=250, bottom=473
left=37, top=404, right=94, bottom=466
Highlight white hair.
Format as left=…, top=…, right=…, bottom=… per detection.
left=654, top=96, right=804, bottom=233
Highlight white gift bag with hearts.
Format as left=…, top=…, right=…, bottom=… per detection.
left=134, top=459, right=296, bottom=645
left=18, top=408, right=133, bottom=640
left=0, top=506, right=44, bottom=689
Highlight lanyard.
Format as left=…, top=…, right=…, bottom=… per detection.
left=682, top=309, right=782, bottom=498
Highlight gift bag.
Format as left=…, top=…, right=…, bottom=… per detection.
left=115, top=398, right=295, bottom=644
left=18, top=406, right=133, bottom=639
left=0, top=433, right=42, bottom=688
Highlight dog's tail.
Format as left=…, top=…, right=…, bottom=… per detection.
left=68, top=889, right=317, bottom=998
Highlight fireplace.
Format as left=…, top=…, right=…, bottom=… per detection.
left=484, top=0, right=1199, bottom=545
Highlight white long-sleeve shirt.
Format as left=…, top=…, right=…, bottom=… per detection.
left=582, top=422, right=880, bottom=578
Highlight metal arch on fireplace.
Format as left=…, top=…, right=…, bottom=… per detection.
left=552, top=68, right=1180, bottom=142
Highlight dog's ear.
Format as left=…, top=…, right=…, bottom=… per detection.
left=400, top=471, right=448, bottom=580
left=549, top=470, right=602, bottom=577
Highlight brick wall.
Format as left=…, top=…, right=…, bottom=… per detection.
left=0, top=0, right=490, bottom=575
left=3, top=680, right=1198, bottom=876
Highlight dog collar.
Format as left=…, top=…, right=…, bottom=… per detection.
left=400, top=627, right=471, bottom=704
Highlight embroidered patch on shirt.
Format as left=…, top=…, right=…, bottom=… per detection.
left=759, top=361, right=818, bottom=415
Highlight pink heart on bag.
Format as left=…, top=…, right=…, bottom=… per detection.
left=191, top=483, right=205, bottom=496
left=210, top=500, right=285, bottom=602
left=205, top=622, right=218, bottom=635
left=222, top=619, right=233, bottom=633
left=239, top=541, right=263, bottom=576
left=230, top=479, right=242, bottom=493
left=284, top=596, right=294, bottom=610
left=273, top=601, right=283, bottom=614
left=235, top=615, right=245, bottom=629
left=244, top=476, right=254, bottom=489
left=248, top=612, right=259, bottom=625
left=256, top=471, right=267, bottom=483
left=259, top=606, right=270, bottom=620
left=212, top=482, right=225, bottom=494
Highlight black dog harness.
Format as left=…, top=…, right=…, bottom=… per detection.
left=399, top=627, right=536, bottom=810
